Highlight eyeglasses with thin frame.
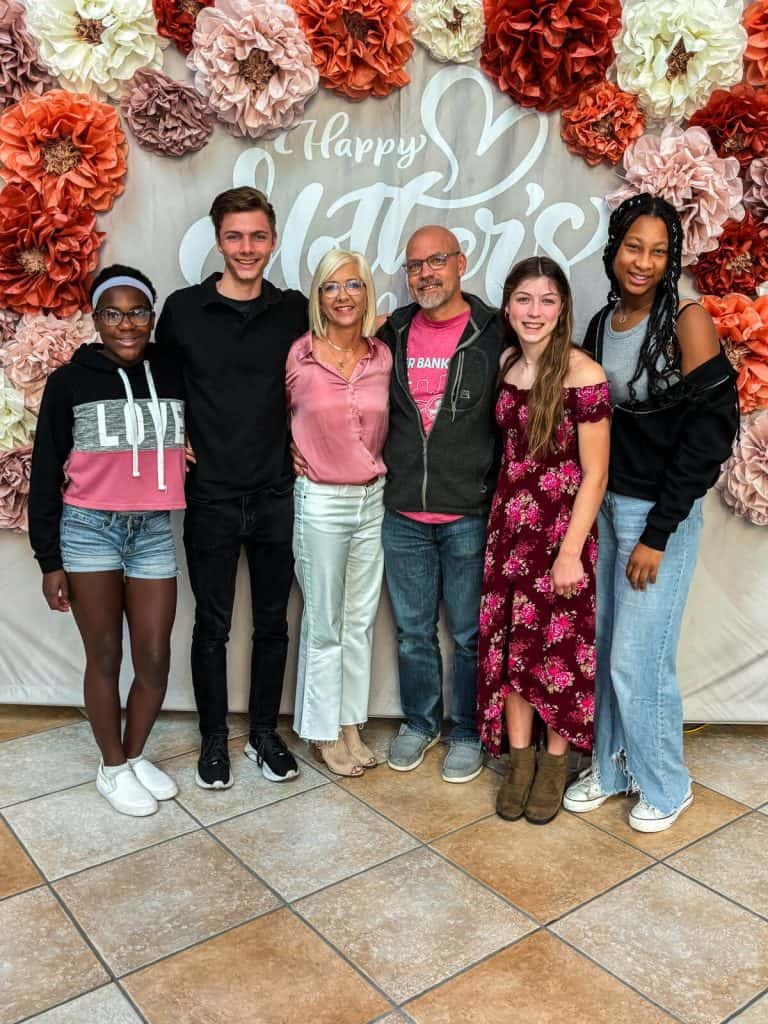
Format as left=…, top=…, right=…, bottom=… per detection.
left=94, top=307, right=153, bottom=327
left=403, top=251, right=461, bottom=276
left=318, top=279, right=366, bottom=297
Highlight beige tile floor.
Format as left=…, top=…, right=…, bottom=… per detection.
left=1, top=706, right=767, bottom=1024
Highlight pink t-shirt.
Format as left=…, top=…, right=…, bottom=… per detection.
left=402, top=308, right=470, bottom=524
left=286, top=331, right=392, bottom=485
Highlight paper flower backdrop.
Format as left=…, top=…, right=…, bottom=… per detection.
left=560, top=81, right=645, bottom=167
left=701, top=292, right=768, bottom=413
left=689, top=84, right=768, bottom=169
left=0, top=443, right=31, bottom=530
left=0, top=0, right=52, bottom=110
left=153, top=0, right=214, bottom=56
left=410, top=0, right=484, bottom=64
left=744, top=0, right=768, bottom=88
left=1, top=312, right=95, bottom=413
left=0, top=370, right=35, bottom=451
left=717, top=411, right=768, bottom=524
left=121, top=67, right=212, bottom=155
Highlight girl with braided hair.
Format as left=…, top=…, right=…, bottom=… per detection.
left=564, top=193, right=739, bottom=832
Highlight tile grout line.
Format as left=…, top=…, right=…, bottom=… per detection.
left=720, top=980, right=768, bottom=1022
left=14, top=981, right=149, bottom=1024
left=661, top=860, right=768, bottom=926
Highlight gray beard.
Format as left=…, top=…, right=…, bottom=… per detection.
left=415, top=288, right=446, bottom=310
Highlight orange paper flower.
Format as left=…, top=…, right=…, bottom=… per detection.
left=689, top=84, right=768, bottom=171
left=700, top=292, right=768, bottom=413
left=290, top=0, right=413, bottom=101
left=0, top=90, right=127, bottom=214
left=744, top=0, right=768, bottom=87
left=560, top=81, right=645, bottom=167
left=0, top=183, right=103, bottom=316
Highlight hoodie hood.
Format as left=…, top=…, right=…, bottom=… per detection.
left=71, top=341, right=160, bottom=373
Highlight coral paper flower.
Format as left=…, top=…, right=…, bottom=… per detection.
left=560, top=81, right=645, bottom=168
left=153, top=0, right=214, bottom=56
left=121, top=68, right=212, bottom=157
left=744, top=1, right=768, bottom=87
left=25, top=0, right=167, bottom=99
left=1, top=311, right=95, bottom=413
left=0, top=183, right=104, bottom=317
left=606, top=125, right=744, bottom=267
left=0, top=371, right=35, bottom=451
left=481, top=0, right=621, bottom=113
left=0, top=0, right=52, bottom=111
left=717, top=411, right=768, bottom=524
left=291, top=0, right=413, bottom=101
left=613, top=0, right=746, bottom=121
left=701, top=292, right=768, bottom=413
left=692, top=212, right=768, bottom=300
left=0, top=90, right=127, bottom=213
left=745, top=158, right=768, bottom=222
left=0, top=443, right=32, bottom=530
left=410, top=0, right=484, bottom=63
left=689, top=85, right=768, bottom=171
left=189, top=0, right=319, bottom=137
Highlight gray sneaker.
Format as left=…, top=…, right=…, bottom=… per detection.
left=387, top=724, right=439, bottom=771
left=442, top=741, right=484, bottom=784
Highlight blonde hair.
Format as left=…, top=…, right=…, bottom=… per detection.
left=308, top=249, right=377, bottom=339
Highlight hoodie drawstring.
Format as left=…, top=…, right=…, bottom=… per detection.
left=116, top=362, right=167, bottom=492
left=450, top=350, right=465, bottom=422
left=117, top=367, right=141, bottom=479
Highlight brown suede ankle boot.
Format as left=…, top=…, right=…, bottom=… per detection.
left=524, top=748, right=568, bottom=825
left=496, top=746, right=536, bottom=821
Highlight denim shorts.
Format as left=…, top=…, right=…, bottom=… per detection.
left=60, top=505, right=178, bottom=579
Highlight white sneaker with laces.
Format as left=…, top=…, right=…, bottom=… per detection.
left=629, top=789, right=693, bottom=833
left=96, top=762, right=157, bottom=817
left=129, top=756, right=178, bottom=800
left=563, top=768, right=610, bottom=813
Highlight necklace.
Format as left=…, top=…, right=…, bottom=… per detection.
left=615, top=302, right=652, bottom=325
left=320, top=335, right=361, bottom=372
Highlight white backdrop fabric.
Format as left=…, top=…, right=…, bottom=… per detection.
left=1, top=48, right=766, bottom=720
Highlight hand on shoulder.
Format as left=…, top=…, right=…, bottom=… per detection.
left=565, top=346, right=607, bottom=388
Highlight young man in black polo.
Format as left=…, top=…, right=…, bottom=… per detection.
left=156, top=187, right=307, bottom=788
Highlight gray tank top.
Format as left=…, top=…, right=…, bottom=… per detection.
left=603, top=310, right=650, bottom=406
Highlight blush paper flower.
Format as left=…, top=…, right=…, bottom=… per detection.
left=613, top=0, right=746, bottom=121
left=410, top=0, right=484, bottom=63
left=1, top=311, right=95, bottom=413
left=25, top=0, right=167, bottom=99
left=291, top=0, right=413, bottom=101
left=0, top=0, right=52, bottom=110
left=189, top=0, right=318, bottom=137
left=606, top=125, right=744, bottom=266
left=692, top=211, right=768, bottom=299
left=560, top=81, right=645, bottom=167
left=745, top=158, right=768, bottom=222
left=689, top=85, right=768, bottom=171
left=121, top=68, right=212, bottom=156
left=153, top=0, right=214, bottom=56
left=717, top=411, right=768, bottom=525
left=0, top=443, right=32, bottom=531
left=481, top=0, right=622, bottom=113
left=0, top=371, right=35, bottom=451
left=744, top=0, right=768, bottom=87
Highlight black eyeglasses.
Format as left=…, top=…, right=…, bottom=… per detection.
left=94, top=307, right=153, bottom=327
left=319, top=279, right=366, bottom=297
left=403, top=251, right=461, bottom=276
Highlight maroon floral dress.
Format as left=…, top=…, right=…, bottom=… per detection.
left=477, top=382, right=611, bottom=756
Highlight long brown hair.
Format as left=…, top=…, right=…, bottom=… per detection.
left=498, top=257, right=574, bottom=457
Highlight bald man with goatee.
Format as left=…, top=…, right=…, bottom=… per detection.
left=380, top=226, right=503, bottom=783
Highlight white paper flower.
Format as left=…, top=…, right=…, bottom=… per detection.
left=613, top=0, right=746, bottom=121
left=410, top=0, right=484, bottom=64
left=0, top=370, right=35, bottom=451
left=25, top=0, right=167, bottom=99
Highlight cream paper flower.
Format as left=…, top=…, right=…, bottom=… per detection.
left=0, top=370, right=36, bottom=451
left=410, top=0, right=485, bottom=63
left=613, top=0, right=746, bottom=121
left=25, top=0, right=167, bottom=99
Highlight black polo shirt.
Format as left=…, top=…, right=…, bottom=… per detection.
left=155, top=273, right=308, bottom=502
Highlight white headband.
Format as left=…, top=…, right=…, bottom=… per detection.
left=92, top=275, right=154, bottom=309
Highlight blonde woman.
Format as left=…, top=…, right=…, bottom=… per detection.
left=287, top=250, right=392, bottom=775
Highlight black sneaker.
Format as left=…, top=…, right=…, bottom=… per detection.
left=244, top=731, right=299, bottom=782
left=195, top=733, right=233, bottom=790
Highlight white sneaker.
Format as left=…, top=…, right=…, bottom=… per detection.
left=563, top=768, right=610, bottom=813
left=129, top=756, right=178, bottom=800
left=96, top=762, right=157, bottom=817
left=629, top=789, right=694, bottom=833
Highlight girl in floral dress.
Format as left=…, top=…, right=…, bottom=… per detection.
left=477, top=257, right=611, bottom=825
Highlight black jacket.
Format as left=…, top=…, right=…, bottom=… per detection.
left=155, top=274, right=308, bottom=501
left=379, top=293, right=504, bottom=515
left=583, top=304, right=739, bottom=550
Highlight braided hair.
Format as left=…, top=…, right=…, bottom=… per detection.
left=603, top=193, right=683, bottom=402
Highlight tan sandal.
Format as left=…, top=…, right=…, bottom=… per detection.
left=341, top=725, right=377, bottom=768
left=312, top=737, right=365, bottom=777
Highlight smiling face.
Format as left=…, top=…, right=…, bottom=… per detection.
left=216, top=209, right=276, bottom=289
left=94, top=285, right=154, bottom=367
left=405, top=226, right=466, bottom=317
left=612, top=214, right=669, bottom=305
left=505, top=275, right=563, bottom=351
left=318, top=261, right=367, bottom=333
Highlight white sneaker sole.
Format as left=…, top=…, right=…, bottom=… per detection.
left=387, top=734, right=440, bottom=772
left=563, top=790, right=610, bottom=813
left=96, top=782, right=157, bottom=817
left=629, top=791, right=694, bottom=833
left=442, top=764, right=483, bottom=784
left=194, top=770, right=233, bottom=790
left=243, top=741, right=299, bottom=782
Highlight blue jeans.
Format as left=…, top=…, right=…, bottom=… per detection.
left=382, top=510, right=486, bottom=743
left=594, top=492, right=703, bottom=814
left=60, top=505, right=177, bottom=578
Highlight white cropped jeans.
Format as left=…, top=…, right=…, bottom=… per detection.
left=292, top=475, right=385, bottom=742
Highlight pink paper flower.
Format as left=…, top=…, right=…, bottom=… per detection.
left=0, top=307, right=19, bottom=347
left=717, top=411, right=768, bottom=525
left=120, top=68, right=212, bottom=157
left=1, top=312, right=95, bottom=413
left=606, top=124, right=744, bottom=267
left=0, top=443, right=31, bottom=530
left=745, top=158, right=768, bottom=222
left=0, top=0, right=52, bottom=111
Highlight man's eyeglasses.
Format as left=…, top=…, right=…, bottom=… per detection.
left=318, top=279, right=366, bottom=297
left=403, top=251, right=461, bottom=276
left=94, top=307, right=153, bottom=327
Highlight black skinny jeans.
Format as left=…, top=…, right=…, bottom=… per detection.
left=183, top=487, right=294, bottom=738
